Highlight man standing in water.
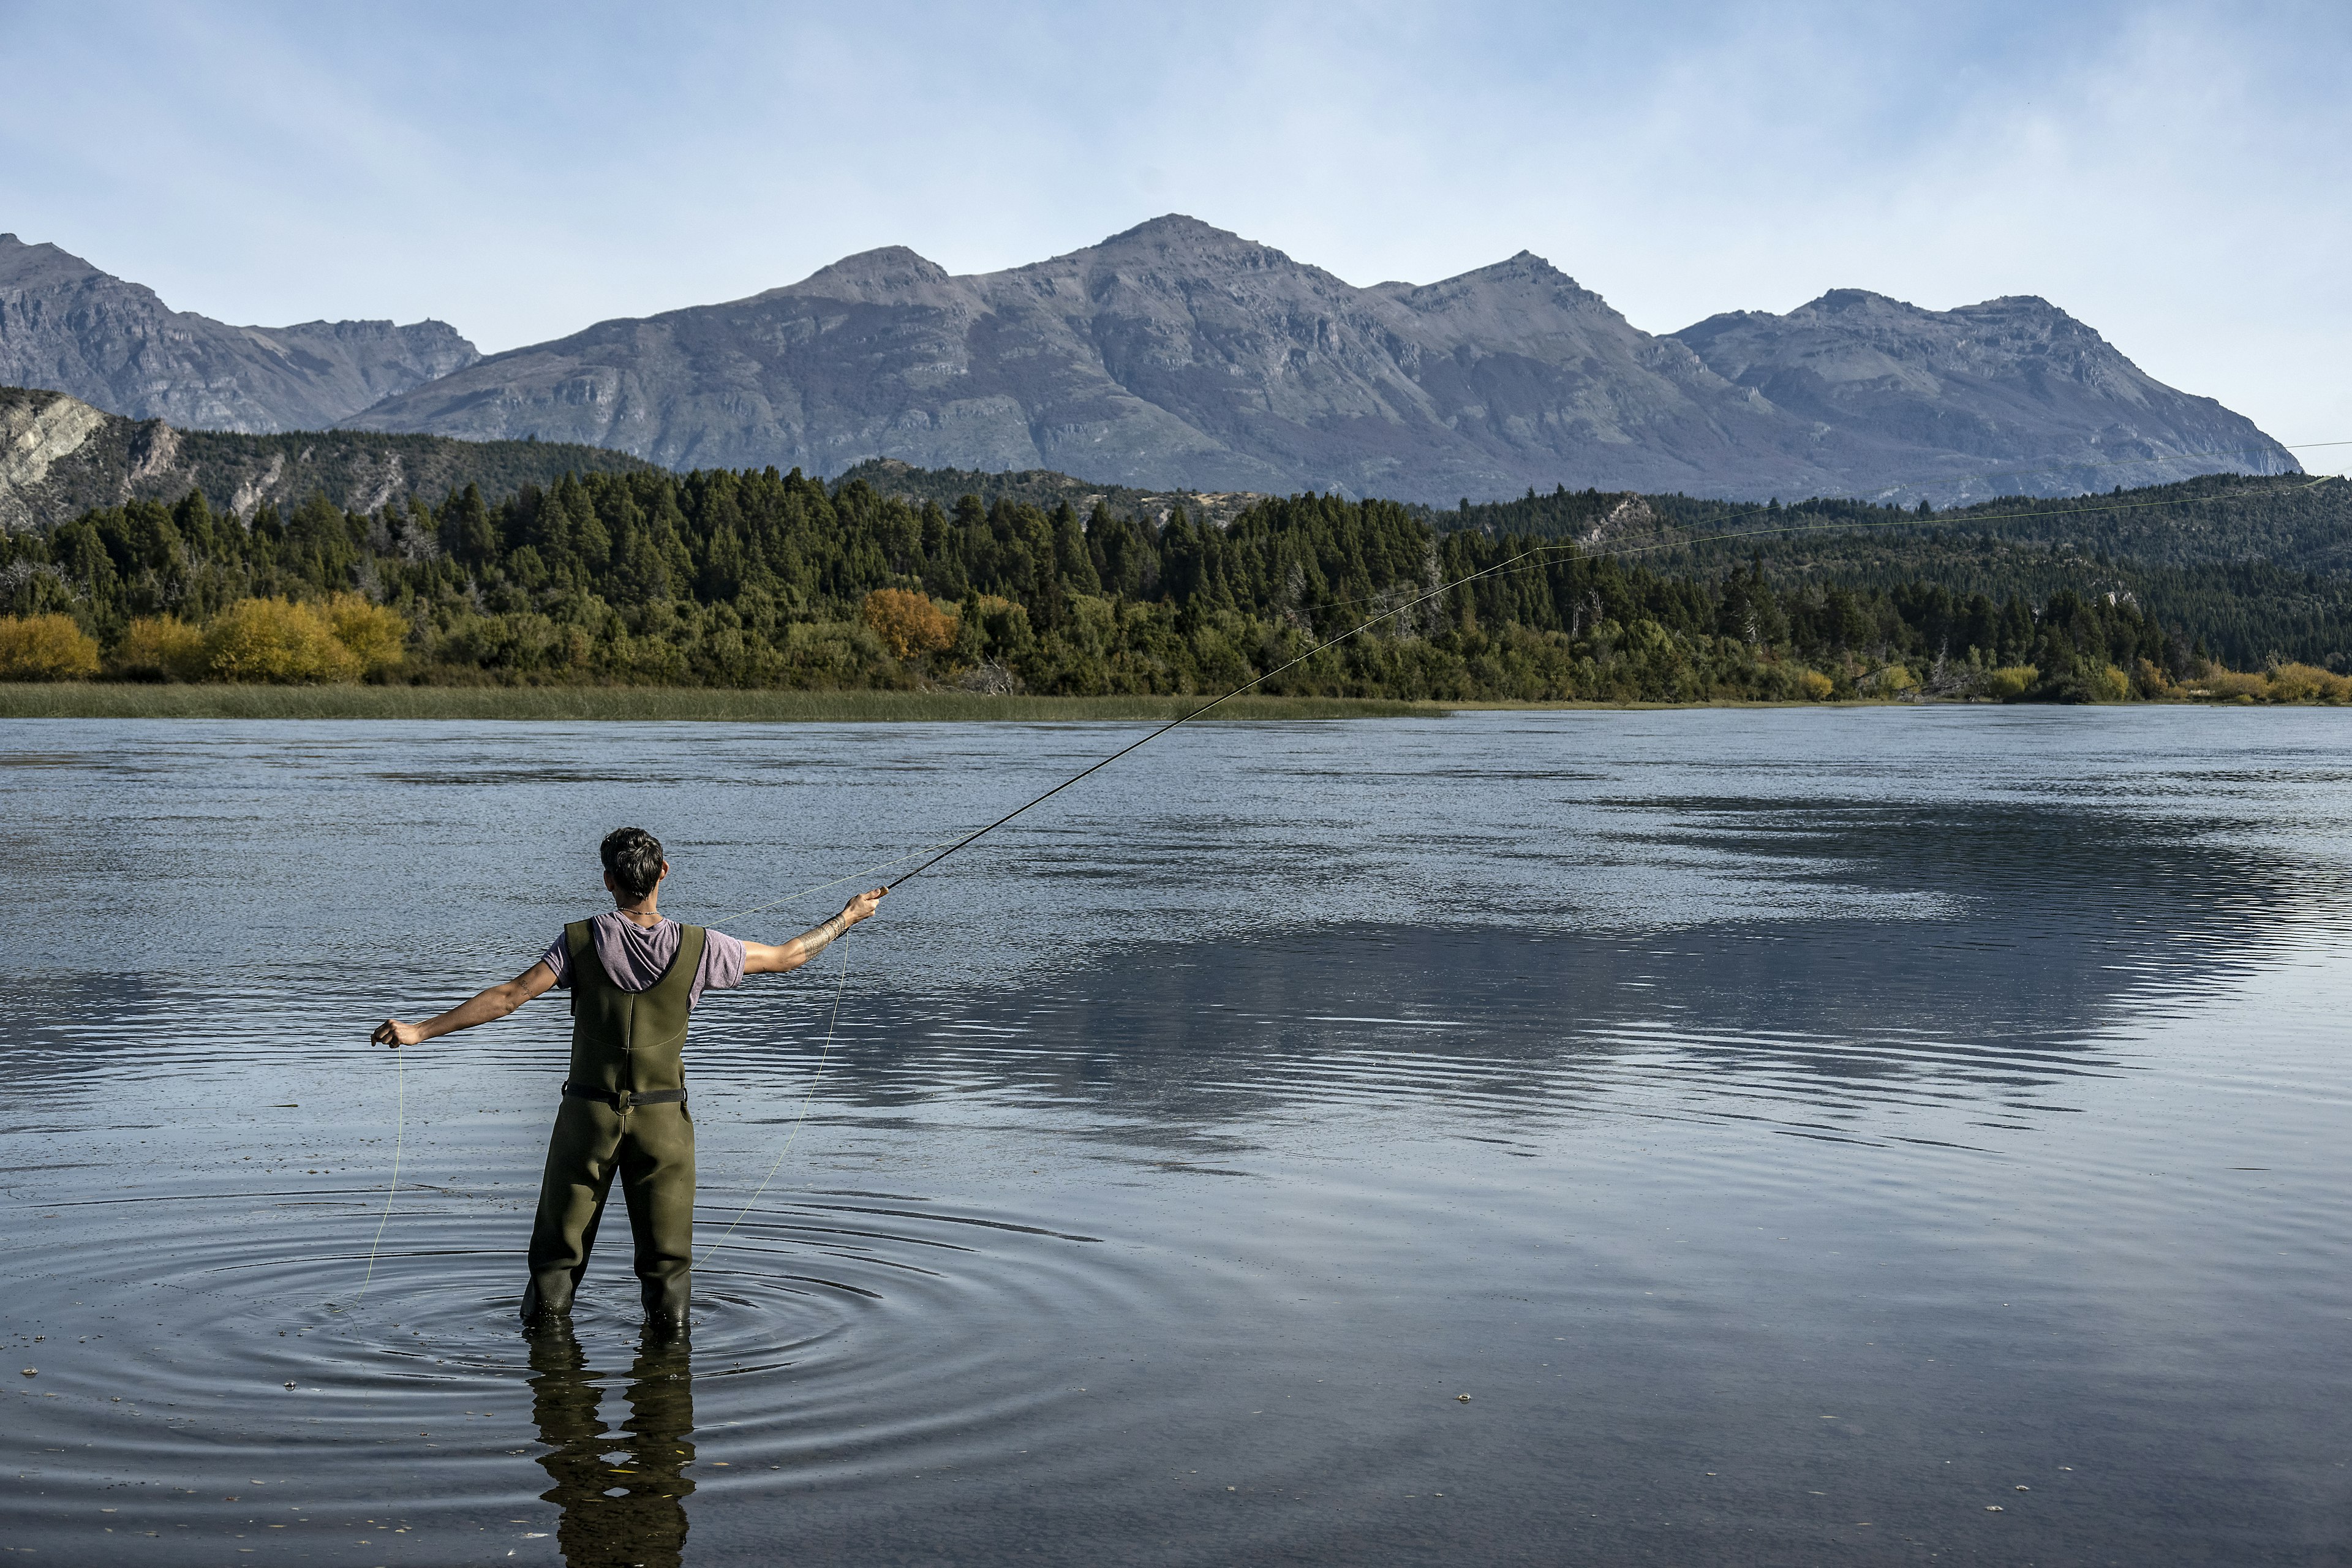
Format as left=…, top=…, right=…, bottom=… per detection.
left=371, top=827, right=886, bottom=1328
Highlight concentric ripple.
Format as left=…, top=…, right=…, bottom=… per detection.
left=4, top=1176, right=1253, bottom=1561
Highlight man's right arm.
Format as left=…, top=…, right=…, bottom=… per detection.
left=372, top=961, right=559, bottom=1049
left=742, top=887, right=888, bottom=975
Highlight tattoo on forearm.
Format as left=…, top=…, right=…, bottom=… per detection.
left=797, top=914, right=847, bottom=958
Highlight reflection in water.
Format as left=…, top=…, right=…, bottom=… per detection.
left=7, top=712, right=2352, bottom=1567
left=529, top=1321, right=696, bottom=1568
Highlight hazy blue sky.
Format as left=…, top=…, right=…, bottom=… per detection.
left=4, top=1, right=2346, bottom=469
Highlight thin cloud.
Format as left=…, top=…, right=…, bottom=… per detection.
left=0, top=0, right=2340, bottom=467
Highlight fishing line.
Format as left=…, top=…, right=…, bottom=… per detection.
left=881, top=538, right=1581, bottom=888
left=695, top=943, right=853, bottom=1268
left=351, top=1031, right=404, bottom=1309
left=706, top=839, right=960, bottom=928
left=883, top=477, right=2350, bottom=888
left=708, top=461, right=2352, bottom=1231
left=361, top=445, right=2350, bottom=1305
left=1645, top=437, right=2340, bottom=502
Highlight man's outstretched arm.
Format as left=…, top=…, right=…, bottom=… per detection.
left=372, top=961, right=559, bottom=1049
left=742, top=887, right=888, bottom=975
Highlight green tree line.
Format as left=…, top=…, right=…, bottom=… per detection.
left=0, top=464, right=2330, bottom=701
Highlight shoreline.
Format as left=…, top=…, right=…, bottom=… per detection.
left=0, top=682, right=2312, bottom=721
left=0, top=683, right=1453, bottom=722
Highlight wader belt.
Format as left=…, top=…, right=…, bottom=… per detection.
left=562, top=1082, right=686, bottom=1110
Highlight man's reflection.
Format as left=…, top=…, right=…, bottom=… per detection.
left=527, top=1320, right=696, bottom=1568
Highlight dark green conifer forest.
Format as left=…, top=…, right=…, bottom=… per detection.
left=4, top=462, right=2348, bottom=701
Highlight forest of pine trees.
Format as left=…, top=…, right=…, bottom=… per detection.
left=0, top=463, right=2320, bottom=702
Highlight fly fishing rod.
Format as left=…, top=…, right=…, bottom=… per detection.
left=882, top=538, right=1558, bottom=889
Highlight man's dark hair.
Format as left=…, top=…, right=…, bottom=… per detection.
left=601, top=827, right=666, bottom=900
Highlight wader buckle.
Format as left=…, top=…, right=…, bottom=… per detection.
left=613, top=1089, right=635, bottom=1114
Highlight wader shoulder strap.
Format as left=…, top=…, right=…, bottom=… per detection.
left=668, top=926, right=707, bottom=993
left=564, top=919, right=595, bottom=1016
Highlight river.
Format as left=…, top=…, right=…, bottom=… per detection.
left=2, top=707, right=2347, bottom=1565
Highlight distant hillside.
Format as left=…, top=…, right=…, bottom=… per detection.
left=1441, top=472, right=2352, bottom=574
left=0, top=234, right=477, bottom=431
left=0, top=386, right=653, bottom=532
left=341, top=214, right=2295, bottom=506
left=833, top=456, right=1265, bottom=528
left=835, top=459, right=2352, bottom=668
left=1438, top=472, right=2352, bottom=669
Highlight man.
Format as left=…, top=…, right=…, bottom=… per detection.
left=371, top=826, right=886, bottom=1328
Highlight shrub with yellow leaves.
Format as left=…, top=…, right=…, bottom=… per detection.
left=203, top=597, right=361, bottom=683
left=861, top=587, right=959, bottom=662
left=0, top=613, right=101, bottom=680
left=112, top=616, right=211, bottom=681
left=1986, top=665, right=2039, bottom=701
left=2265, top=662, right=2352, bottom=704
left=323, top=593, right=410, bottom=675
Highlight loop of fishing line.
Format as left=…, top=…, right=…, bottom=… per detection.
left=351, top=1034, right=404, bottom=1310
left=696, top=943, right=853, bottom=1267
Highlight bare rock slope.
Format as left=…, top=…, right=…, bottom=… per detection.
left=0, top=234, right=478, bottom=434
left=345, top=216, right=2294, bottom=504
left=0, top=385, right=649, bottom=533
left=1672, top=290, right=2289, bottom=500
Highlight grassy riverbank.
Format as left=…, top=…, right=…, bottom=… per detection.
left=0, top=682, right=1448, bottom=722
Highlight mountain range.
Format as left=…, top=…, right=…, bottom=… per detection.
left=0, top=233, right=476, bottom=433
left=3, top=219, right=2298, bottom=507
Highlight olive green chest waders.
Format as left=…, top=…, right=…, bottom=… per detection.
left=523, top=921, right=706, bottom=1325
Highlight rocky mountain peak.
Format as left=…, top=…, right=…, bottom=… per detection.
left=1, top=233, right=132, bottom=293
left=1100, top=214, right=1256, bottom=249
left=315, top=217, right=2294, bottom=505
left=0, top=233, right=478, bottom=432
left=1079, top=215, right=1298, bottom=276
left=784, top=245, right=954, bottom=298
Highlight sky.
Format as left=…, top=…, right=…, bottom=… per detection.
left=2, top=0, right=2346, bottom=471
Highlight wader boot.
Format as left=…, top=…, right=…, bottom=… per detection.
left=522, top=920, right=706, bottom=1327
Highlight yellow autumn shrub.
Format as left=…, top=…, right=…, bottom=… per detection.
left=2266, top=662, right=2352, bottom=704
left=112, top=616, right=211, bottom=681
left=1986, top=665, right=2038, bottom=701
left=203, top=597, right=361, bottom=682
left=1796, top=669, right=1835, bottom=701
left=2195, top=669, right=2269, bottom=701
left=861, top=587, right=959, bottom=661
left=323, top=592, right=410, bottom=674
left=0, top=613, right=100, bottom=679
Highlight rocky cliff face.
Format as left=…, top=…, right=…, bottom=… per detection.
left=1669, top=290, right=2293, bottom=500
left=0, top=235, right=478, bottom=434
left=0, top=385, right=649, bottom=533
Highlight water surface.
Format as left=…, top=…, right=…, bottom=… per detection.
left=3, top=707, right=2348, bottom=1565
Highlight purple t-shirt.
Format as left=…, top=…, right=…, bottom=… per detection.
left=540, top=911, right=747, bottom=1010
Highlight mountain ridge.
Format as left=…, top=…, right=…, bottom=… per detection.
left=0, top=219, right=2296, bottom=507
left=343, top=216, right=2291, bottom=505
left=0, top=234, right=479, bottom=434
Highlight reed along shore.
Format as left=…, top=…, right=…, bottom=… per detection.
left=0, top=682, right=1448, bottom=722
